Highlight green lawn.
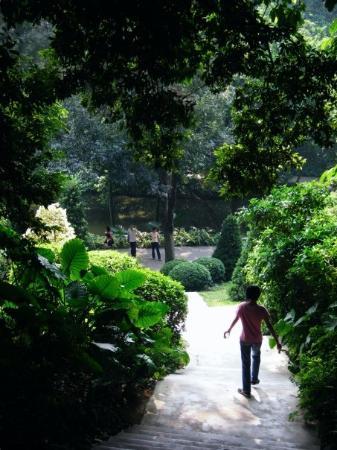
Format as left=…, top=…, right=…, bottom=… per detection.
left=199, top=282, right=238, bottom=307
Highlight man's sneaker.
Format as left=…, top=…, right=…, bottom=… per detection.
left=251, top=379, right=260, bottom=385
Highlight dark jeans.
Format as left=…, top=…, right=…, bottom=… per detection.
left=240, top=341, right=261, bottom=395
left=130, top=241, right=137, bottom=257
left=151, top=242, right=161, bottom=259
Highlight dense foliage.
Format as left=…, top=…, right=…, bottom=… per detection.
left=194, top=257, right=225, bottom=284
left=60, top=177, right=89, bottom=240
left=88, top=250, right=140, bottom=274
left=168, top=262, right=212, bottom=291
left=213, top=215, right=241, bottom=281
left=135, top=269, right=188, bottom=344
left=231, top=180, right=337, bottom=448
left=0, top=227, right=188, bottom=450
left=160, top=259, right=187, bottom=276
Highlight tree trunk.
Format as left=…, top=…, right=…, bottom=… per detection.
left=161, top=171, right=177, bottom=262
left=107, top=171, right=116, bottom=225
left=155, top=196, right=161, bottom=222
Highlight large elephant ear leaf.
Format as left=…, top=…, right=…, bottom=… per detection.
left=115, top=269, right=146, bottom=291
left=60, top=239, right=89, bottom=280
left=89, top=274, right=121, bottom=300
left=129, top=301, right=168, bottom=329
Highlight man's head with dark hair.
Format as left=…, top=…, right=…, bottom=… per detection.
left=246, top=285, right=261, bottom=302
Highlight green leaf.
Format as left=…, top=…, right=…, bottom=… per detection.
left=60, top=239, right=89, bottom=280
left=129, top=301, right=168, bottom=329
left=36, top=247, right=55, bottom=262
left=329, top=18, right=337, bottom=35
left=115, top=269, right=146, bottom=290
left=92, top=341, right=119, bottom=352
left=320, top=37, right=332, bottom=51
left=89, top=274, right=121, bottom=299
left=269, top=337, right=277, bottom=349
left=91, top=264, right=109, bottom=276
left=37, top=255, right=66, bottom=281
left=136, top=354, right=156, bottom=368
left=284, top=309, right=296, bottom=322
left=65, top=281, right=88, bottom=308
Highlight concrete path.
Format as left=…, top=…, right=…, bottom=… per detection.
left=118, top=246, right=215, bottom=271
left=96, top=293, right=319, bottom=450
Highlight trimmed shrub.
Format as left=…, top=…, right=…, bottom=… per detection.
left=168, top=262, right=212, bottom=291
left=213, top=214, right=241, bottom=281
left=135, top=269, right=187, bottom=343
left=229, top=238, right=251, bottom=301
left=88, top=250, right=140, bottom=273
left=194, top=257, right=225, bottom=284
left=160, top=258, right=186, bottom=276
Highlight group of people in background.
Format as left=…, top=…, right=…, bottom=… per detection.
left=104, top=225, right=161, bottom=260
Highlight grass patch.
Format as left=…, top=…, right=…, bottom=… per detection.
left=199, top=282, right=238, bottom=307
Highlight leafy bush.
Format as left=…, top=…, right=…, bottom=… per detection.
left=235, top=181, right=337, bottom=448
left=0, top=226, right=189, bottom=450
left=88, top=250, right=140, bottom=273
left=194, top=257, right=225, bottom=283
left=60, top=177, right=88, bottom=239
left=25, top=203, right=75, bottom=244
left=160, top=258, right=187, bottom=276
left=213, top=214, right=241, bottom=281
left=135, top=269, right=187, bottom=344
left=229, top=236, right=252, bottom=301
left=168, top=262, right=212, bottom=291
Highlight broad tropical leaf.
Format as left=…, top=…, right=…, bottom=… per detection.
left=91, top=265, right=109, bottom=277
left=60, top=239, right=89, bottom=280
left=38, top=255, right=66, bottom=281
left=115, top=269, right=146, bottom=290
left=136, top=354, right=156, bottom=368
left=129, top=301, right=168, bottom=329
left=65, top=281, right=88, bottom=308
left=92, top=341, right=119, bottom=352
left=89, top=274, right=121, bottom=300
left=36, top=247, right=55, bottom=262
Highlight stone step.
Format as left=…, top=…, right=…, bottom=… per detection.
left=95, top=425, right=319, bottom=450
left=129, top=424, right=319, bottom=450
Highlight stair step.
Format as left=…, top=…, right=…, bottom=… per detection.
left=128, top=425, right=319, bottom=450
left=95, top=428, right=319, bottom=450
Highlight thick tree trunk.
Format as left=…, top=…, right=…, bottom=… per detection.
left=161, top=171, right=177, bottom=262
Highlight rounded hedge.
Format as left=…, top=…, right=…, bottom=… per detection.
left=135, top=268, right=187, bottom=343
left=160, top=258, right=186, bottom=276
left=88, top=250, right=140, bottom=273
left=168, top=262, right=212, bottom=291
left=194, top=257, right=225, bottom=284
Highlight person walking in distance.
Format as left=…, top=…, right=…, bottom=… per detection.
left=224, top=285, right=282, bottom=399
left=104, top=226, right=114, bottom=248
left=151, top=227, right=161, bottom=260
left=127, top=225, right=137, bottom=257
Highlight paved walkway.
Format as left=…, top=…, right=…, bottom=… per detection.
left=118, top=246, right=215, bottom=271
left=97, top=294, right=319, bottom=450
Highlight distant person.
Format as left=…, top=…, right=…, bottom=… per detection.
left=224, top=285, right=282, bottom=399
left=104, top=226, right=114, bottom=248
left=127, top=225, right=137, bottom=257
left=151, top=227, right=161, bottom=260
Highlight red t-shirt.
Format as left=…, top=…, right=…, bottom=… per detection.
left=237, top=301, right=270, bottom=344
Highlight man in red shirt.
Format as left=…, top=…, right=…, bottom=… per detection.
left=224, top=285, right=282, bottom=398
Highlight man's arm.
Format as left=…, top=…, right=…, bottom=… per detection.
left=265, top=317, right=282, bottom=353
left=224, top=315, right=239, bottom=338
